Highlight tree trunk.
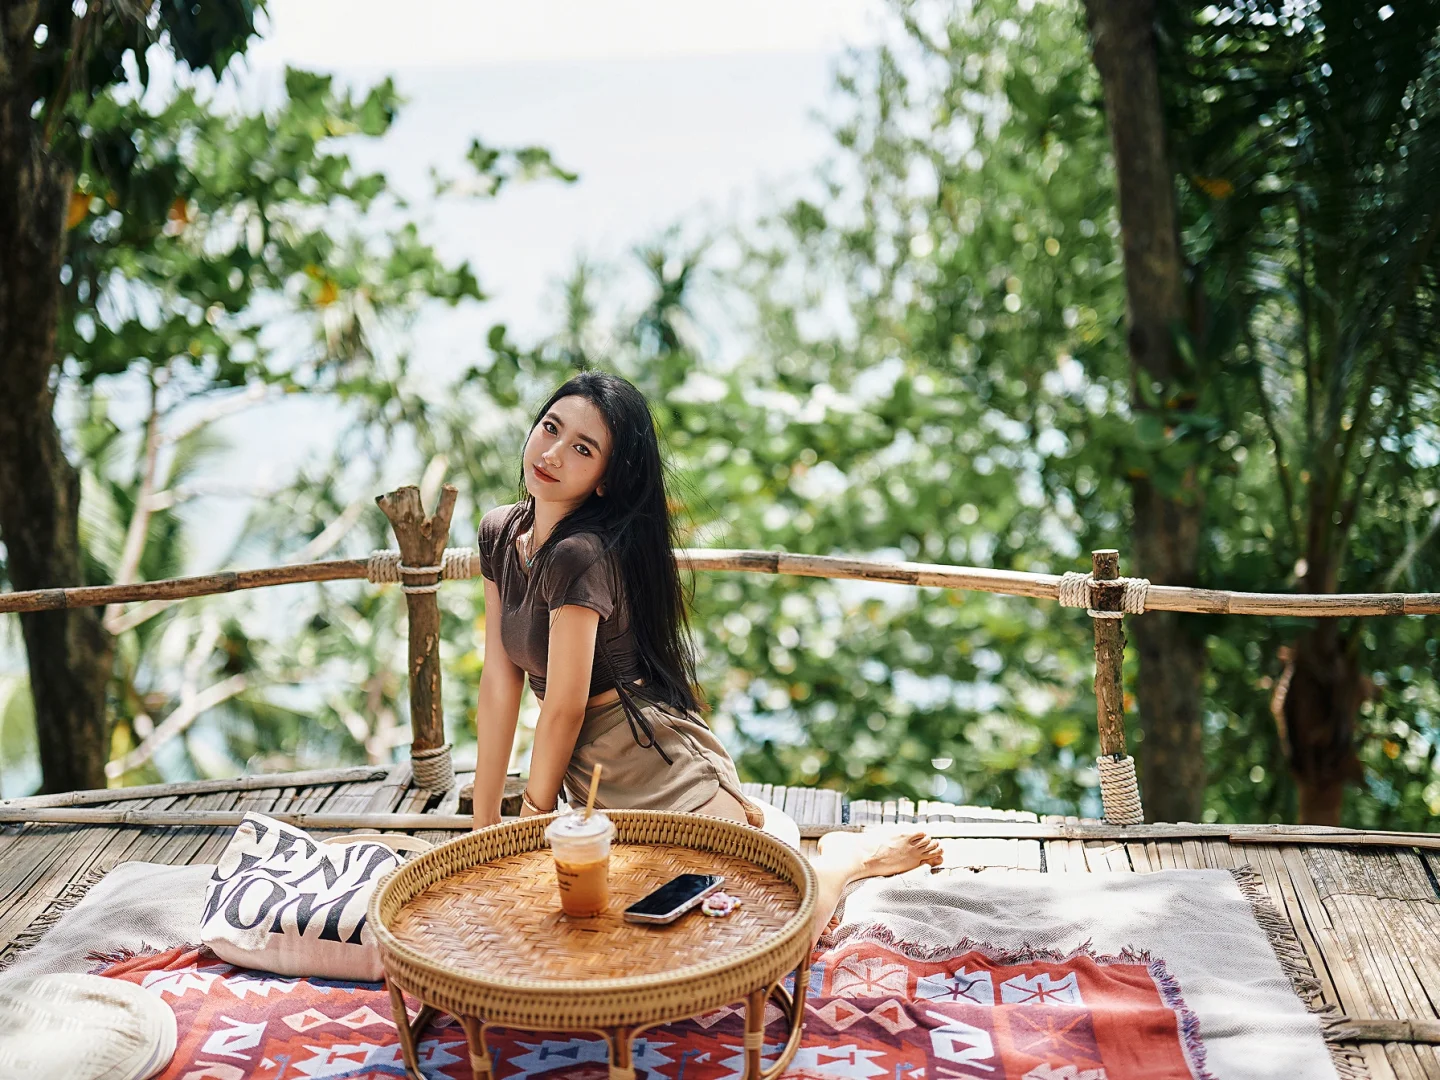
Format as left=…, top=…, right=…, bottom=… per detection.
left=1083, top=0, right=1208, bottom=822
left=0, top=62, right=114, bottom=793
left=1280, top=628, right=1366, bottom=826
left=1130, top=485, right=1206, bottom=821
left=1278, top=627, right=1366, bottom=826
left=1269, top=458, right=1366, bottom=824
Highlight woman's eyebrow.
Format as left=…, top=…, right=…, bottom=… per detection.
left=545, top=412, right=603, bottom=451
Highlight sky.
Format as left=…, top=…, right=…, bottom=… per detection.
left=245, top=0, right=885, bottom=67
left=242, top=0, right=886, bottom=345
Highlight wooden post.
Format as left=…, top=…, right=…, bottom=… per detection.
left=1091, top=549, right=1127, bottom=758
left=1090, top=549, right=1144, bottom=823
left=377, top=484, right=458, bottom=791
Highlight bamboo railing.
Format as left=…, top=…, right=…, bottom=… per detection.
left=3, top=483, right=1438, bottom=821
left=4, top=547, right=1438, bottom=618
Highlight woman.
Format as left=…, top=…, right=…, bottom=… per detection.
left=470, top=371, right=941, bottom=941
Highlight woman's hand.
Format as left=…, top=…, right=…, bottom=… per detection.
left=472, top=811, right=501, bottom=831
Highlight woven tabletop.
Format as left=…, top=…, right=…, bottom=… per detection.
left=390, top=842, right=799, bottom=981
left=370, top=811, right=817, bottom=1030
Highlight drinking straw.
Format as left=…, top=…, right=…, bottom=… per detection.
left=583, top=763, right=603, bottom=822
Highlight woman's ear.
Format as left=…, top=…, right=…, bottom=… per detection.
left=595, top=484, right=606, bottom=497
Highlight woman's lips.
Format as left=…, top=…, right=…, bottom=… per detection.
left=533, top=463, right=559, bottom=483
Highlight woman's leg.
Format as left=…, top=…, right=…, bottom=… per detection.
left=693, top=785, right=753, bottom=824
left=807, top=830, right=943, bottom=947
left=698, top=789, right=943, bottom=945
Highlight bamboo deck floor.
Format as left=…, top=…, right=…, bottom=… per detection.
left=2, top=767, right=1437, bottom=1077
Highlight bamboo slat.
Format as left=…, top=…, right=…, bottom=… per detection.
left=1328, top=1019, right=1440, bottom=1046
left=0, top=796, right=170, bottom=956
left=5, top=767, right=1440, bottom=1076
left=1248, top=846, right=1340, bottom=1008
left=1084, top=840, right=1132, bottom=872
left=1276, top=847, right=1403, bottom=1080
left=0, top=765, right=390, bottom=810
left=1125, top=842, right=1155, bottom=872
left=10, top=807, right=1440, bottom=855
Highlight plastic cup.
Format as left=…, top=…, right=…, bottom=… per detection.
left=545, top=811, right=615, bottom=917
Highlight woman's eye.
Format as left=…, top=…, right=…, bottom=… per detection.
left=576, top=445, right=590, bottom=457
left=543, top=421, right=557, bottom=433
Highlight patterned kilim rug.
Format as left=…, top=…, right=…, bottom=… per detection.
left=93, top=867, right=1346, bottom=1080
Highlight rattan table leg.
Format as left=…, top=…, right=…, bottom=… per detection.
left=460, top=1016, right=491, bottom=1077
left=757, top=959, right=811, bottom=1080
left=386, top=978, right=426, bottom=1079
left=606, top=1025, right=637, bottom=1080
left=743, top=989, right=767, bottom=1079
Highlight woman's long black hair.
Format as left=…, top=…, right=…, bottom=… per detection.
left=496, top=371, right=703, bottom=728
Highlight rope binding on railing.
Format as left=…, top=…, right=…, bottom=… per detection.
left=1057, top=571, right=1150, bottom=618
left=1096, top=754, right=1144, bottom=825
left=410, top=744, right=454, bottom=793
left=366, top=548, right=480, bottom=593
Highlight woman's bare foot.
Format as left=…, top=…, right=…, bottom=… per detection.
left=816, top=827, right=945, bottom=881
left=806, top=828, right=943, bottom=947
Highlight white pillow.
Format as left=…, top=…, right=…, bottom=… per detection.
left=201, top=813, right=402, bottom=981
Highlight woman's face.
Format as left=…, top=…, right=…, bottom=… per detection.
left=522, top=394, right=613, bottom=507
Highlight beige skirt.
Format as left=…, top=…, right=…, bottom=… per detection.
left=563, top=698, right=765, bottom=828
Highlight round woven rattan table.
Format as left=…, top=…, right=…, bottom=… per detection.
left=370, top=810, right=818, bottom=1080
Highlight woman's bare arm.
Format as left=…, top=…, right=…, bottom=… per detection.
left=472, top=576, right=526, bottom=828
left=519, top=604, right=601, bottom=815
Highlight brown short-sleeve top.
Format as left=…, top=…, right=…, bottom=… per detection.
left=477, top=503, right=643, bottom=699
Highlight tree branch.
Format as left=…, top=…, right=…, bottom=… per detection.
left=1295, top=193, right=1317, bottom=453
left=1382, top=504, right=1440, bottom=592
left=1247, top=332, right=1300, bottom=554
left=40, top=0, right=100, bottom=148
left=162, top=382, right=274, bottom=446
left=104, top=673, right=249, bottom=778
left=102, top=373, right=163, bottom=634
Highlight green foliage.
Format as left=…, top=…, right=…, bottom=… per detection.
left=1155, top=1, right=1440, bottom=821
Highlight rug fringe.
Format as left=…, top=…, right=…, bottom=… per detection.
left=1230, top=866, right=1370, bottom=1080
left=0, top=862, right=116, bottom=974
left=85, top=943, right=206, bottom=972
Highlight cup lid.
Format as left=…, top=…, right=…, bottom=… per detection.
left=545, top=810, right=612, bottom=842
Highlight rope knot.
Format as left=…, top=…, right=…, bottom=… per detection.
left=1057, top=571, right=1149, bottom=617
left=366, top=547, right=481, bottom=592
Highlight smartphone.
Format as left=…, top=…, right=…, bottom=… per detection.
left=622, top=873, right=725, bottom=924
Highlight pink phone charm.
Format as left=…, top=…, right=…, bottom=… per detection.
left=701, top=891, right=741, bottom=917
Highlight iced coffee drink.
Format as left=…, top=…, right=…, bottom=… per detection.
left=545, top=811, right=615, bottom=917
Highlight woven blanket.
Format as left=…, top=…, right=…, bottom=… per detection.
left=96, top=865, right=1339, bottom=1080
left=831, top=866, right=1341, bottom=1080
left=0, top=861, right=212, bottom=988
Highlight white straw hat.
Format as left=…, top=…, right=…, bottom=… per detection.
left=0, top=972, right=176, bottom=1080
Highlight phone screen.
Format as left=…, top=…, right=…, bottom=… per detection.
left=624, top=873, right=723, bottom=918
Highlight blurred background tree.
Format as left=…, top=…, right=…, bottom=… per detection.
left=2, top=0, right=1437, bottom=830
